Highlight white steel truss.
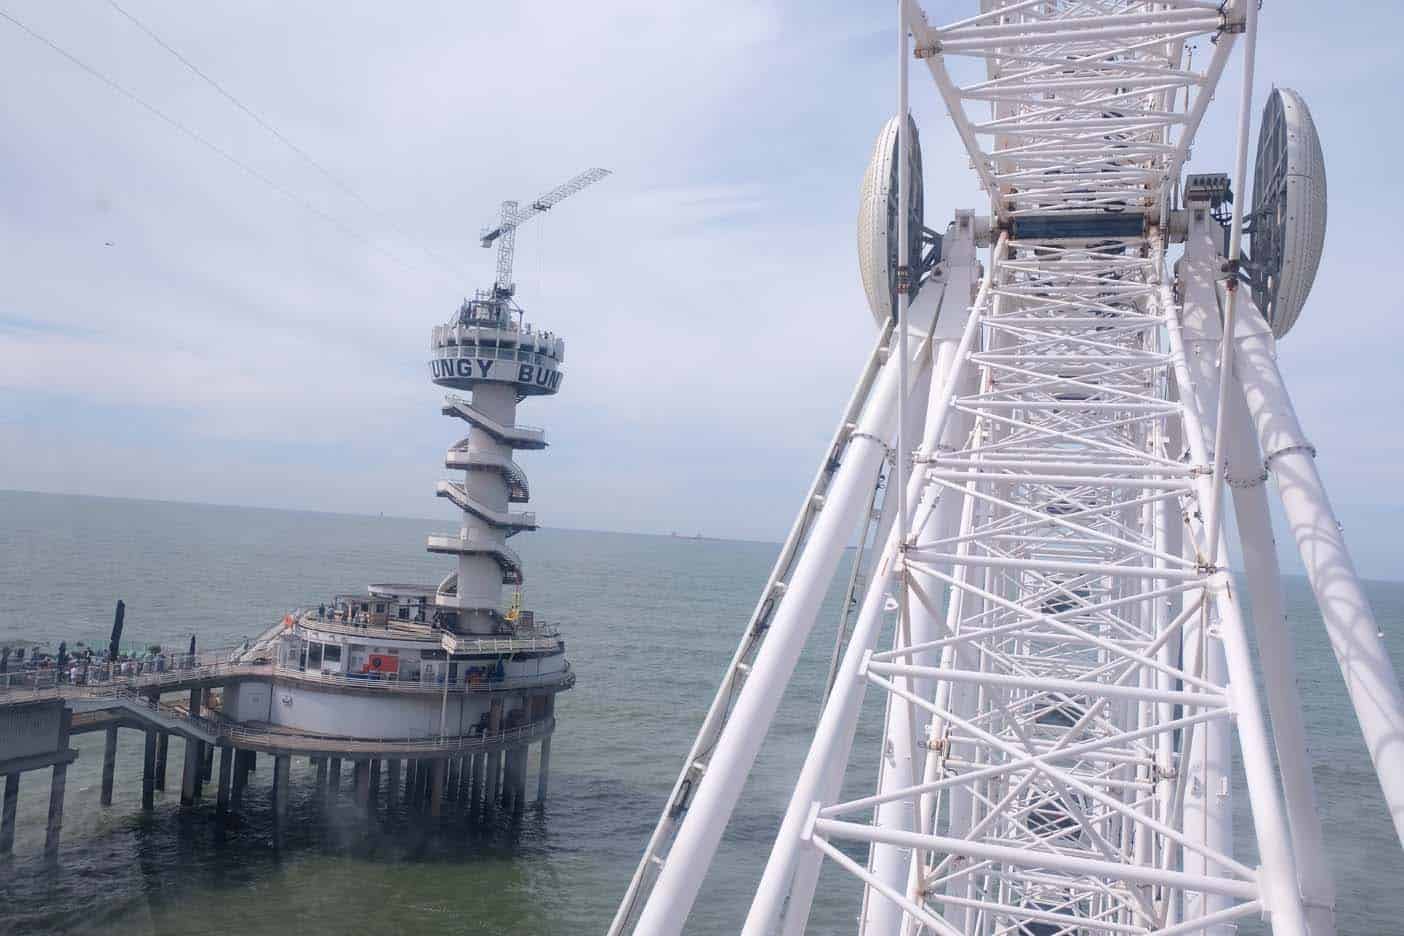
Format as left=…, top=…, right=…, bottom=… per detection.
left=908, top=0, right=1235, bottom=223
left=612, top=2, right=1404, bottom=935
left=774, top=234, right=1307, bottom=935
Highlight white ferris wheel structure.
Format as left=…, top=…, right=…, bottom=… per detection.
left=611, top=2, right=1404, bottom=934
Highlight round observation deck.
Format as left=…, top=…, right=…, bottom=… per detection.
left=429, top=297, right=564, bottom=396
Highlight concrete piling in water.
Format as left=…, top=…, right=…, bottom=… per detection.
left=484, top=699, right=503, bottom=809
left=201, top=743, right=214, bottom=783
left=485, top=750, right=501, bottom=809
left=353, top=760, right=369, bottom=807
left=272, top=754, right=290, bottom=820
left=536, top=735, right=551, bottom=804
left=141, top=729, right=157, bottom=810
left=513, top=745, right=529, bottom=814
left=1, top=773, right=20, bottom=855
left=327, top=757, right=341, bottom=793
left=216, top=747, right=234, bottom=814
left=368, top=759, right=381, bottom=811
left=415, top=759, right=431, bottom=808
left=501, top=748, right=517, bottom=812
left=230, top=749, right=248, bottom=810
left=180, top=690, right=204, bottom=805
left=403, top=760, right=416, bottom=806
left=388, top=758, right=402, bottom=805
left=43, top=709, right=72, bottom=860
left=100, top=727, right=118, bottom=806
left=180, top=738, right=201, bottom=806
left=471, top=753, right=485, bottom=812
left=154, top=733, right=168, bottom=791
left=44, top=763, right=67, bottom=859
left=446, top=758, right=459, bottom=801
left=313, top=757, right=328, bottom=790
left=430, top=760, right=445, bottom=818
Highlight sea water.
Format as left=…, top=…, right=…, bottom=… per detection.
left=1, top=489, right=1401, bottom=934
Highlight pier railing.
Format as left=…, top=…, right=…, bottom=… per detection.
left=0, top=654, right=576, bottom=704
left=73, top=686, right=557, bottom=755
left=0, top=651, right=246, bottom=696
left=208, top=714, right=558, bottom=755
left=271, top=661, right=575, bottom=694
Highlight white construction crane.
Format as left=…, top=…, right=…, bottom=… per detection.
left=478, top=168, right=611, bottom=300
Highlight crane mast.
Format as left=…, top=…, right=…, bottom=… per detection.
left=479, top=167, right=612, bottom=301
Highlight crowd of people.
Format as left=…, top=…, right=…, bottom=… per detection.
left=0, top=643, right=198, bottom=688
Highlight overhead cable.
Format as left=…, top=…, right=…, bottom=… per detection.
left=0, top=6, right=451, bottom=284
left=104, top=0, right=466, bottom=281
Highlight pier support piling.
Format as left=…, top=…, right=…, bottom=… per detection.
left=141, top=729, right=157, bottom=810
left=486, top=751, right=502, bottom=809
left=314, top=757, right=327, bottom=790
left=201, top=743, right=214, bottom=783
left=511, top=746, right=529, bottom=814
left=154, top=732, right=168, bottom=791
left=1, top=773, right=19, bottom=855
left=353, top=760, right=369, bottom=807
left=216, top=747, right=233, bottom=814
left=100, top=727, right=118, bottom=806
left=430, top=760, right=445, bottom=818
left=273, top=754, right=290, bottom=820
left=485, top=700, right=503, bottom=809
left=327, top=757, right=341, bottom=793
left=231, top=749, right=248, bottom=811
left=43, top=711, right=71, bottom=861
left=537, top=735, right=551, bottom=804
left=417, top=759, right=432, bottom=808
left=388, top=758, right=402, bottom=805
left=44, top=762, right=67, bottom=860
left=181, top=738, right=201, bottom=806
left=471, top=753, right=485, bottom=811
left=181, top=690, right=205, bottom=804
left=368, top=759, right=381, bottom=811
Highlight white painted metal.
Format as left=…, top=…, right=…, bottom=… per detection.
left=859, top=113, right=926, bottom=324
left=610, top=2, right=1404, bottom=934
left=1179, top=202, right=1335, bottom=935
left=1232, top=303, right=1404, bottom=851
left=1248, top=89, right=1328, bottom=338
left=628, top=327, right=934, bottom=936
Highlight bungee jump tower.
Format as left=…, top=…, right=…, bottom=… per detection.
left=0, top=171, right=610, bottom=853
left=208, top=171, right=613, bottom=817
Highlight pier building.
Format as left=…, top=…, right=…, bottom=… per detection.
left=0, top=213, right=589, bottom=851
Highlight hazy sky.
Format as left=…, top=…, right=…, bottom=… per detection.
left=2, top=1, right=1400, bottom=549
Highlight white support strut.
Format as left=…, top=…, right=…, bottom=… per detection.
left=610, top=2, right=1403, bottom=933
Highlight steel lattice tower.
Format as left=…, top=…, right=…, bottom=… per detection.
left=611, top=2, right=1404, bottom=935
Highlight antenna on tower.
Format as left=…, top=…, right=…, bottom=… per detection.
left=478, top=167, right=612, bottom=301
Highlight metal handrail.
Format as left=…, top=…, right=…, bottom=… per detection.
left=210, top=714, right=557, bottom=754
left=442, top=394, right=546, bottom=436
left=271, top=661, right=574, bottom=694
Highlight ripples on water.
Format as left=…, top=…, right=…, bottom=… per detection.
left=1, top=490, right=1401, bottom=933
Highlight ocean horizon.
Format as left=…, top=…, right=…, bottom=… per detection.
left=2, top=488, right=1402, bottom=933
